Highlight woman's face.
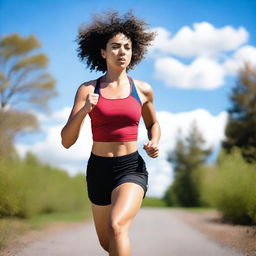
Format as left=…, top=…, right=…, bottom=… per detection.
left=101, top=33, right=132, bottom=70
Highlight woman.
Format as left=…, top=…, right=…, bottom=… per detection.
left=61, top=11, right=161, bottom=256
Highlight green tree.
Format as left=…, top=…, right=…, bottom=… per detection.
left=164, top=121, right=212, bottom=206
left=0, top=33, right=57, bottom=156
left=222, top=63, right=256, bottom=163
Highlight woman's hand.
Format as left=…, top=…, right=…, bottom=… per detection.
left=83, top=92, right=99, bottom=112
left=61, top=83, right=99, bottom=149
left=143, top=140, right=159, bottom=158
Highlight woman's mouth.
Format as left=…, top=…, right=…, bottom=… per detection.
left=118, top=58, right=126, bottom=62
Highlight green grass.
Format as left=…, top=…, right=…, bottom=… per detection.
left=141, top=197, right=216, bottom=211
left=142, top=197, right=167, bottom=207
left=166, top=206, right=216, bottom=212
left=26, top=208, right=92, bottom=230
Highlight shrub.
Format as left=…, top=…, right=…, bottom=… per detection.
left=0, top=153, right=89, bottom=218
left=194, top=147, right=256, bottom=224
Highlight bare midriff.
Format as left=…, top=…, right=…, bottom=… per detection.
left=91, top=141, right=138, bottom=157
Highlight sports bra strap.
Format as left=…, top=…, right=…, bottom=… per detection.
left=94, top=77, right=101, bottom=95
left=129, top=77, right=142, bottom=105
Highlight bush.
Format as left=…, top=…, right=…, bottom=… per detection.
left=0, top=153, right=89, bottom=218
left=194, top=147, right=256, bottom=224
left=163, top=170, right=201, bottom=207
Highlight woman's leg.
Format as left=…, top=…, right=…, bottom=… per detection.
left=109, top=182, right=144, bottom=256
left=91, top=203, right=112, bottom=252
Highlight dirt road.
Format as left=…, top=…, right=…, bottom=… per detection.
left=14, top=208, right=243, bottom=256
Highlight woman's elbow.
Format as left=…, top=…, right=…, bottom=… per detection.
left=61, top=130, right=73, bottom=149
left=61, top=139, right=72, bottom=149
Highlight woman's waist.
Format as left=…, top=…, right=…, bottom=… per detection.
left=91, top=141, right=138, bottom=157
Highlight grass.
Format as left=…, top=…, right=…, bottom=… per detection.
left=142, top=197, right=167, bottom=207
left=26, top=208, right=92, bottom=230
left=169, top=206, right=216, bottom=212
left=141, top=197, right=216, bottom=212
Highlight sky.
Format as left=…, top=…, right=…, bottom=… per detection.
left=1, top=0, right=256, bottom=198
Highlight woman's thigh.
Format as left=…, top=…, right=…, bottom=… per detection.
left=91, top=203, right=112, bottom=247
left=91, top=182, right=144, bottom=246
left=110, top=182, right=144, bottom=230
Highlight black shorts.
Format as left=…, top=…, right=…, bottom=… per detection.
left=85, top=150, right=148, bottom=206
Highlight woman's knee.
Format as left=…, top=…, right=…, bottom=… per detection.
left=109, top=218, right=131, bottom=238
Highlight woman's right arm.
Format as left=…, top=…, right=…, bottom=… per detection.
left=61, top=81, right=99, bottom=149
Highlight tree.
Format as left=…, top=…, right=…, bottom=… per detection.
left=222, top=63, right=256, bottom=163
left=0, top=33, right=57, bottom=156
left=164, top=121, right=212, bottom=206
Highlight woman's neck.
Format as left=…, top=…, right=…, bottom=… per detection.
left=102, top=69, right=128, bottom=83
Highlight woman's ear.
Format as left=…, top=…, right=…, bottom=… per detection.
left=101, top=49, right=106, bottom=59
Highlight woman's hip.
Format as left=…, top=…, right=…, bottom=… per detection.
left=86, top=150, right=148, bottom=180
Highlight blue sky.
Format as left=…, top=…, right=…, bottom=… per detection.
left=1, top=0, right=256, bottom=197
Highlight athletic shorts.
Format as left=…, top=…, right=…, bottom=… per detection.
left=85, top=150, right=148, bottom=206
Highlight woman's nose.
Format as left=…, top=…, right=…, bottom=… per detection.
left=119, top=46, right=125, bottom=55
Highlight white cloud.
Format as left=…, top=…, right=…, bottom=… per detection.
left=223, top=45, right=256, bottom=75
left=155, top=57, right=225, bottom=89
left=150, top=22, right=248, bottom=58
left=155, top=109, right=228, bottom=159
left=143, top=109, right=228, bottom=197
left=146, top=157, right=173, bottom=198
left=51, top=107, right=72, bottom=123
left=16, top=107, right=228, bottom=198
left=33, top=107, right=71, bottom=123
left=149, top=22, right=255, bottom=90
left=16, top=114, right=93, bottom=176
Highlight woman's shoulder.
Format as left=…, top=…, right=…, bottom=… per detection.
left=79, top=79, right=97, bottom=90
left=133, top=78, right=153, bottom=99
left=73, top=79, right=98, bottom=100
left=76, top=79, right=97, bottom=94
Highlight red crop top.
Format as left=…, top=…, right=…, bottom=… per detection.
left=88, top=76, right=142, bottom=142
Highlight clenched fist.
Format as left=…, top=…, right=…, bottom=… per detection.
left=84, top=92, right=99, bottom=112
left=143, top=140, right=159, bottom=158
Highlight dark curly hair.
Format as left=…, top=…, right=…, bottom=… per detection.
left=76, top=10, right=156, bottom=72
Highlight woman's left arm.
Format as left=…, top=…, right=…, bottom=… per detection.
left=140, top=82, right=161, bottom=158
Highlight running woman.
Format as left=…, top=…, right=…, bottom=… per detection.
left=61, top=10, right=161, bottom=256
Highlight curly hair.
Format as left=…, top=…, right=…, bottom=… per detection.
left=76, top=10, right=156, bottom=73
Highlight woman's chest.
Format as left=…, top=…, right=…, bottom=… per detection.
left=90, top=96, right=141, bottom=123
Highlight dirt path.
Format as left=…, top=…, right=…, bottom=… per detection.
left=174, top=209, right=256, bottom=256
left=4, top=208, right=246, bottom=256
